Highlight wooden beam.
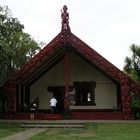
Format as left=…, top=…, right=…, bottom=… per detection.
left=64, top=51, right=69, bottom=111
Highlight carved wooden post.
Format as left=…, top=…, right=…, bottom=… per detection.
left=120, top=77, right=131, bottom=119
left=61, top=5, right=70, bottom=31
left=5, top=78, right=17, bottom=118
left=61, top=5, right=71, bottom=112
left=64, top=51, right=69, bottom=111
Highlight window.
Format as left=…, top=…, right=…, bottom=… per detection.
left=87, top=92, right=91, bottom=102
left=74, top=81, right=96, bottom=105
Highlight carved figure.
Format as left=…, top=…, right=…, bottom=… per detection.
left=61, top=5, right=69, bottom=30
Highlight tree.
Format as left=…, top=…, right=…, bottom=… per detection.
left=123, top=44, right=140, bottom=119
left=130, top=92, right=140, bottom=119
left=123, top=44, right=140, bottom=83
left=0, top=6, right=41, bottom=85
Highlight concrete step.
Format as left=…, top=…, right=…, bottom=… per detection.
left=21, top=124, right=84, bottom=128
left=21, top=122, right=85, bottom=128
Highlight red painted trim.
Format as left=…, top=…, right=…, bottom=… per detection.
left=71, top=111, right=133, bottom=120
left=64, top=52, right=69, bottom=111
left=3, top=111, right=134, bottom=120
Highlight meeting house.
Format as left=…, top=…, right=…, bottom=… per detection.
left=3, top=5, right=140, bottom=120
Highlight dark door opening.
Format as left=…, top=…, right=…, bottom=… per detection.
left=47, top=86, right=65, bottom=113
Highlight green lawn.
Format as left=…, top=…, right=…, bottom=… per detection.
left=0, top=122, right=24, bottom=139
left=28, top=122, right=140, bottom=140
left=0, top=122, right=140, bottom=140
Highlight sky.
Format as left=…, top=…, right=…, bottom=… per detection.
left=1, top=0, right=140, bottom=70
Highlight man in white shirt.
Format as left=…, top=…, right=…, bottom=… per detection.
left=50, top=97, right=57, bottom=114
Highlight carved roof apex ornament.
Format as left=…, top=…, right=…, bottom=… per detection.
left=61, top=5, right=71, bottom=32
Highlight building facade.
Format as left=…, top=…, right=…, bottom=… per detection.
left=3, top=5, right=140, bottom=120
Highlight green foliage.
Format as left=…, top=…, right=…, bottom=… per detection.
left=131, top=93, right=140, bottom=110
left=0, top=5, right=41, bottom=85
left=130, top=92, right=140, bottom=119
left=123, top=44, right=140, bottom=83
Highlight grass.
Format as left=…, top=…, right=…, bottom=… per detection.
left=28, top=122, right=140, bottom=140
left=0, top=122, right=140, bottom=140
left=0, top=122, right=25, bottom=139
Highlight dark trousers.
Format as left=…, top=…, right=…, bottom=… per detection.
left=51, top=106, right=56, bottom=114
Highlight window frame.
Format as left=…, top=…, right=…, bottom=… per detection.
left=74, top=81, right=96, bottom=106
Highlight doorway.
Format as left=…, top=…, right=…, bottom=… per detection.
left=47, top=86, right=65, bottom=113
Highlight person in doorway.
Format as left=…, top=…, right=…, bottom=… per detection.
left=30, top=100, right=37, bottom=120
left=50, top=97, right=57, bottom=114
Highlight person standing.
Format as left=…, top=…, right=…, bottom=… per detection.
left=30, top=100, right=37, bottom=120
left=50, top=97, right=57, bottom=114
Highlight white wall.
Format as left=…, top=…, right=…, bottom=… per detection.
left=30, top=59, right=65, bottom=109
left=30, top=53, right=117, bottom=110
left=30, top=85, right=52, bottom=109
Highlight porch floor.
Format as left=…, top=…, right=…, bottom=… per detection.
left=3, top=111, right=134, bottom=120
